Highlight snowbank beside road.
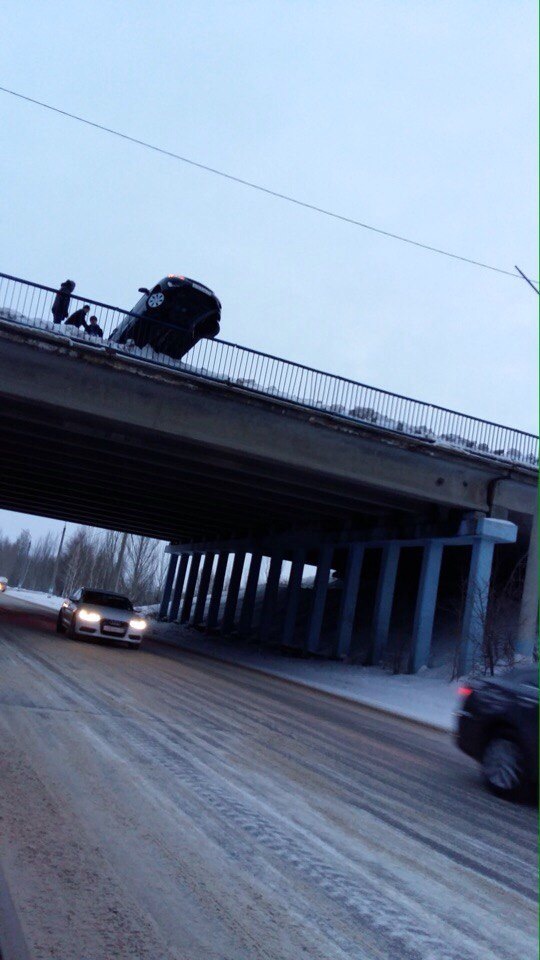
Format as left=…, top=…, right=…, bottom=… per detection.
left=150, top=621, right=460, bottom=731
left=4, top=588, right=64, bottom=611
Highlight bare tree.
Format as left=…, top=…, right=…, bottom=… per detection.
left=451, top=558, right=525, bottom=678
left=26, top=532, right=57, bottom=591
left=88, top=530, right=121, bottom=590
left=9, top=530, right=32, bottom=586
left=123, top=535, right=163, bottom=602
left=0, top=523, right=166, bottom=606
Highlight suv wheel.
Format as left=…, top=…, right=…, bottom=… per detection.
left=482, top=735, right=527, bottom=801
left=147, top=292, right=165, bottom=309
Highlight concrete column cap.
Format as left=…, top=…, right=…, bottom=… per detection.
left=475, top=517, right=517, bottom=543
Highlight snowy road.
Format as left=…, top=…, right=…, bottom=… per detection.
left=0, top=594, right=536, bottom=960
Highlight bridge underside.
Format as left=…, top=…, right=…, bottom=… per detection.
left=0, top=327, right=535, bottom=545
left=0, top=394, right=429, bottom=542
left=0, top=326, right=536, bottom=670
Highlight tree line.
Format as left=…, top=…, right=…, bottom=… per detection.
left=0, top=526, right=167, bottom=604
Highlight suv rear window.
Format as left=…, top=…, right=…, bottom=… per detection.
left=81, top=591, right=133, bottom=610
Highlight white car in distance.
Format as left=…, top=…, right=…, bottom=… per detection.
left=57, top=588, right=147, bottom=647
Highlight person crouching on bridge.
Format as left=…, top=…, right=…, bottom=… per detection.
left=51, top=279, right=76, bottom=324
left=65, top=304, right=91, bottom=330
left=86, top=315, right=104, bottom=337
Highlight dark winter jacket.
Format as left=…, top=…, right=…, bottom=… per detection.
left=51, top=281, right=75, bottom=324
left=65, top=308, right=89, bottom=329
left=86, top=322, right=104, bottom=338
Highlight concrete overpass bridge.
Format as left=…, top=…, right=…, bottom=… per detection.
left=0, top=270, right=537, bottom=672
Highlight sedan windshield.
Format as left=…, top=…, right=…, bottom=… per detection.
left=81, top=592, right=133, bottom=610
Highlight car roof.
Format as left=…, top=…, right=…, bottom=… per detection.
left=80, top=588, right=130, bottom=601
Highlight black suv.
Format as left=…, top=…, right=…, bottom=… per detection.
left=455, top=666, right=538, bottom=801
left=109, top=275, right=221, bottom=360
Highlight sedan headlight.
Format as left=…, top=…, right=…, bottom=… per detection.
left=129, top=618, right=147, bottom=630
left=78, top=609, right=101, bottom=623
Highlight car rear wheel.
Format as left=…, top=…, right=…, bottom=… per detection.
left=482, top=735, right=528, bottom=801
left=147, top=292, right=165, bottom=309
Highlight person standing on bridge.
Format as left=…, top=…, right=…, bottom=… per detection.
left=65, top=303, right=90, bottom=330
left=86, top=315, right=104, bottom=337
left=51, top=279, right=75, bottom=324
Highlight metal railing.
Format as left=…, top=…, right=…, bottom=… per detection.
left=0, top=270, right=538, bottom=468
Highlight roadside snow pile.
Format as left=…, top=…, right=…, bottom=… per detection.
left=4, top=588, right=64, bottom=611
left=136, top=602, right=160, bottom=616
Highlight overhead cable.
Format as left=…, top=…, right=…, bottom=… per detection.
left=0, top=84, right=535, bottom=282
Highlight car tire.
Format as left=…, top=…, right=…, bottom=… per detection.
left=147, top=292, right=165, bottom=309
left=56, top=613, right=65, bottom=634
left=482, top=734, right=528, bottom=801
left=67, top=615, right=79, bottom=640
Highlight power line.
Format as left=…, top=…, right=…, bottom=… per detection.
left=515, top=266, right=539, bottom=295
left=0, top=83, right=535, bottom=282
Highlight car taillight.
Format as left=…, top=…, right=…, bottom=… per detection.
left=458, top=685, right=473, bottom=698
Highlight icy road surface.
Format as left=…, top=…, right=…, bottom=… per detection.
left=0, top=594, right=536, bottom=960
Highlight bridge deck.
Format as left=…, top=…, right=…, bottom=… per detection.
left=1, top=270, right=537, bottom=470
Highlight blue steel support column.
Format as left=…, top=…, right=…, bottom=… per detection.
left=192, top=552, right=215, bottom=625
left=259, top=553, right=283, bottom=645
left=369, top=544, right=400, bottom=665
left=306, top=544, right=334, bottom=654
left=238, top=551, right=262, bottom=638
left=408, top=541, right=443, bottom=673
left=221, top=552, right=246, bottom=634
left=458, top=537, right=495, bottom=676
left=158, top=553, right=178, bottom=620
left=169, top=553, right=189, bottom=622
left=516, top=503, right=538, bottom=656
left=206, top=552, right=229, bottom=630
left=336, top=544, right=364, bottom=659
left=281, top=547, right=305, bottom=648
left=180, top=553, right=201, bottom=624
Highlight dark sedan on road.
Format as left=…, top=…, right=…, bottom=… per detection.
left=109, top=275, right=221, bottom=360
left=455, top=665, right=538, bottom=801
left=57, top=588, right=148, bottom=647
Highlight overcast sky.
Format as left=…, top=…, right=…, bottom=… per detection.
left=0, top=1, right=538, bottom=542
